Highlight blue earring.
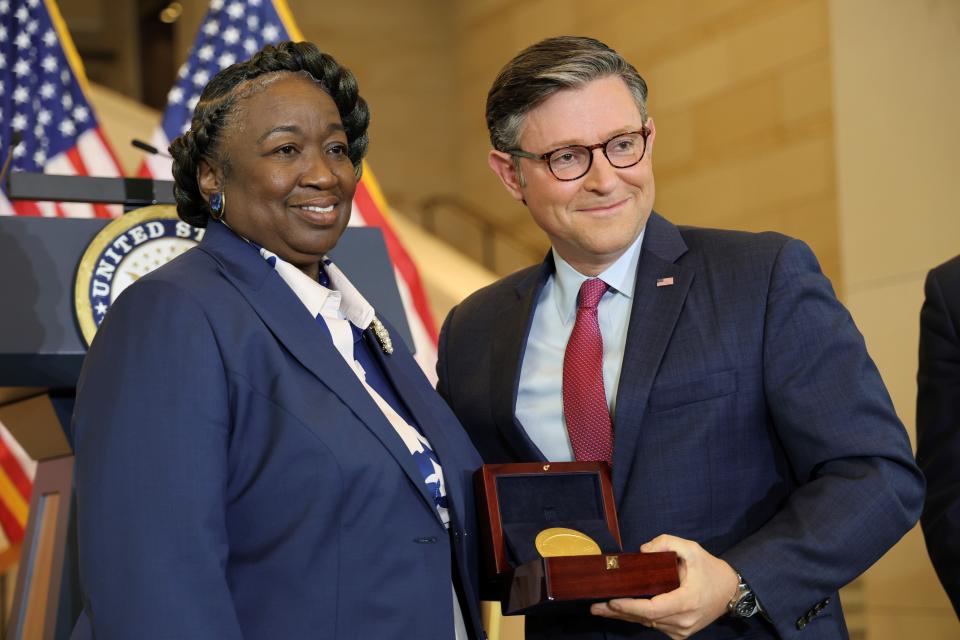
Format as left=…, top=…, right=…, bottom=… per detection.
left=210, top=191, right=225, bottom=220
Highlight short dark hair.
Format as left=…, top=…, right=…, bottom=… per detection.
left=169, top=41, right=370, bottom=226
left=486, top=35, right=648, bottom=152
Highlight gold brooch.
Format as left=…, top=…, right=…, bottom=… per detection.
left=370, top=317, right=393, bottom=355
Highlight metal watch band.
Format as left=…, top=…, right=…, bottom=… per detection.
left=727, top=572, right=761, bottom=618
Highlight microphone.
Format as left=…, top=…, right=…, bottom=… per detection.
left=131, top=138, right=172, bottom=159
left=0, top=131, right=23, bottom=189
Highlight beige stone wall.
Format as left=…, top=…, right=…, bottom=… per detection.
left=829, top=1, right=960, bottom=638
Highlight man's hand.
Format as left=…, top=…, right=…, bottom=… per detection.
left=590, top=534, right=739, bottom=639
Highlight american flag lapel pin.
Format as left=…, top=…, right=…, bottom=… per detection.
left=656, top=276, right=675, bottom=287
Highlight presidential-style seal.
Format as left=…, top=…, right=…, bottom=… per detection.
left=74, top=205, right=204, bottom=345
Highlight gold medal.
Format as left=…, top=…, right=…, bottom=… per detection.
left=535, top=527, right=602, bottom=558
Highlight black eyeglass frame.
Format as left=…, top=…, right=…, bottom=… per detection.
left=507, top=126, right=651, bottom=181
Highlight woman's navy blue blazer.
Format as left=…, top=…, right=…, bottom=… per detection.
left=70, top=220, right=486, bottom=639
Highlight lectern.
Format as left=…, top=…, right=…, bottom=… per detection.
left=0, top=174, right=412, bottom=639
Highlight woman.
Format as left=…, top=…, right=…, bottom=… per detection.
left=71, top=42, right=484, bottom=640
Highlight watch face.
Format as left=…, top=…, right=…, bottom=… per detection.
left=735, top=593, right=758, bottom=617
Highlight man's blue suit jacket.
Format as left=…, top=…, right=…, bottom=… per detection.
left=917, top=254, right=960, bottom=616
left=437, top=212, right=924, bottom=639
left=72, top=221, right=486, bottom=639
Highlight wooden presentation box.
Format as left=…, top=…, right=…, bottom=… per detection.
left=475, top=461, right=680, bottom=615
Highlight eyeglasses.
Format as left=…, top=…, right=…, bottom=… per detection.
left=508, top=126, right=650, bottom=181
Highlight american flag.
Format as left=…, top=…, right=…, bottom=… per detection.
left=140, top=0, right=441, bottom=376
left=0, top=0, right=122, bottom=217
left=0, top=425, right=35, bottom=563
left=0, top=0, right=122, bottom=559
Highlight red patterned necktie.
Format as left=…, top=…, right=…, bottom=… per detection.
left=563, top=278, right=614, bottom=463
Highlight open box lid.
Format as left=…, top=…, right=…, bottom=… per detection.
left=474, top=461, right=624, bottom=579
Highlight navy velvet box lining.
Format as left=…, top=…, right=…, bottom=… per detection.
left=495, top=473, right=622, bottom=565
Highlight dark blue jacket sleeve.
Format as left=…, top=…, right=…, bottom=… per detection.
left=722, top=239, right=925, bottom=638
left=917, top=260, right=960, bottom=616
left=72, top=278, right=243, bottom=639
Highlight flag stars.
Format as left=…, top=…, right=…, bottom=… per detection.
left=13, top=144, right=25, bottom=158
left=40, top=82, right=54, bottom=98
left=25, top=18, right=37, bottom=34
left=198, top=44, right=214, bottom=61
left=243, top=38, right=257, bottom=55
left=168, top=86, right=183, bottom=103
left=14, top=31, right=29, bottom=48
left=60, top=69, right=70, bottom=83
left=13, top=59, right=30, bottom=77
left=13, top=86, right=28, bottom=103
left=62, top=93, right=73, bottom=109
left=43, top=29, right=55, bottom=47
left=192, top=69, right=209, bottom=86
left=0, top=0, right=9, bottom=13
left=14, top=6, right=27, bottom=21
left=42, top=54, right=57, bottom=73
left=203, top=20, right=219, bottom=36
left=94, top=302, right=108, bottom=316
left=0, top=25, right=7, bottom=41
left=246, top=15, right=258, bottom=29
left=226, top=2, right=244, bottom=19
left=59, top=119, right=76, bottom=136
left=217, top=52, right=235, bottom=68
left=38, top=109, right=51, bottom=125
left=33, top=149, right=46, bottom=164
left=210, top=0, right=224, bottom=9
left=187, top=95, right=199, bottom=110
left=11, top=113, right=26, bottom=130
left=263, top=24, right=279, bottom=42
left=222, top=26, right=239, bottom=45
left=73, top=105, right=89, bottom=122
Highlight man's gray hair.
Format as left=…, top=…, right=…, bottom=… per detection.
left=486, top=36, right=649, bottom=153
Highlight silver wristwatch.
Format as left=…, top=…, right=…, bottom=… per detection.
left=727, top=572, right=761, bottom=618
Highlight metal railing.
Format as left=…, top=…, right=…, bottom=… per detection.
left=414, top=194, right=545, bottom=274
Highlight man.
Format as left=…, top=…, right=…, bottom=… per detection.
left=437, top=36, right=923, bottom=639
left=917, top=254, right=960, bottom=618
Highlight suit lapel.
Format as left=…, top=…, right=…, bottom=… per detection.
left=490, top=261, right=552, bottom=462
left=612, top=213, right=694, bottom=502
left=365, top=329, right=469, bottom=517
left=198, top=223, right=444, bottom=522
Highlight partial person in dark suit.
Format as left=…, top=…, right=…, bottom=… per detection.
left=917, top=254, right=960, bottom=618
left=436, top=36, right=923, bottom=640
left=71, top=42, right=485, bottom=640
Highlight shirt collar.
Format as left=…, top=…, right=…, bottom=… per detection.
left=552, top=228, right=645, bottom=324
left=222, top=222, right=375, bottom=330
